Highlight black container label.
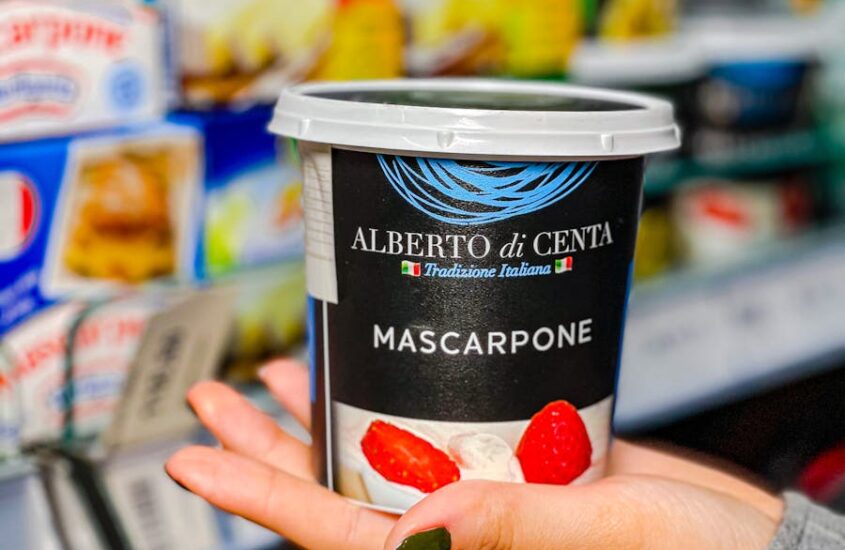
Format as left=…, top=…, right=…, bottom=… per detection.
left=310, top=149, right=644, bottom=512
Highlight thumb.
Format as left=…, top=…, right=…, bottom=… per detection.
left=382, top=479, right=642, bottom=550
left=383, top=477, right=779, bottom=550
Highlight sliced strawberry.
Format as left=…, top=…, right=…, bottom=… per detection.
left=361, top=420, right=460, bottom=493
left=516, top=401, right=592, bottom=485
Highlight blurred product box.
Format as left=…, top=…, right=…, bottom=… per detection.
left=31, top=289, right=232, bottom=549
left=0, top=119, right=226, bottom=453
left=500, top=0, right=585, bottom=78
left=0, top=353, right=18, bottom=457
left=40, top=438, right=220, bottom=550
left=221, top=262, right=307, bottom=381
left=96, top=439, right=220, bottom=550
left=0, top=288, right=234, bottom=451
left=41, top=433, right=280, bottom=550
left=0, top=122, right=203, bottom=339
left=0, top=1, right=166, bottom=142
left=170, top=107, right=304, bottom=280
left=316, top=0, right=404, bottom=80
left=671, top=177, right=813, bottom=267
left=403, top=0, right=584, bottom=78
left=402, top=0, right=504, bottom=77
left=0, top=287, right=234, bottom=548
left=158, top=0, right=402, bottom=106
left=686, top=16, right=821, bottom=162
left=598, top=0, right=676, bottom=40
left=3, top=301, right=127, bottom=448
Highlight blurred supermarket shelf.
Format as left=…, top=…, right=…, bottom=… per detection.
left=0, top=458, right=63, bottom=549
left=0, top=434, right=291, bottom=550
left=616, top=223, right=845, bottom=432
left=645, top=129, right=837, bottom=195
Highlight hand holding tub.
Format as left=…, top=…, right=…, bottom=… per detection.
left=162, top=360, right=845, bottom=550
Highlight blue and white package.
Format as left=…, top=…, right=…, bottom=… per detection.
left=0, top=122, right=202, bottom=340
left=170, top=106, right=304, bottom=280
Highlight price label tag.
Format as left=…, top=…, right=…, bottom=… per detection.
left=103, top=288, right=234, bottom=450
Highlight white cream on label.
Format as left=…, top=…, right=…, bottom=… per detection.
left=448, top=433, right=524, bottom=482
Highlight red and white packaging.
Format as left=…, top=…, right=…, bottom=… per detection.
left=0, top=0, right=165, bottom=142
left=0, top=288, right=234, bottom=449
left=0, top=299, right=153, bottom=445
left=673, top=178, right=813, bottom=267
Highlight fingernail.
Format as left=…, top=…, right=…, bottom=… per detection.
left=396, top=527, right=451, bottom=550
left=257, top=366, right=269, bottom=381
left=164, top=449, right=214, bottom=496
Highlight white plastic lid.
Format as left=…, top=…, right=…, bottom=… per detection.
left=270, top=79, right=680, bottom=159
left=570, top=38, right=705, bottom=87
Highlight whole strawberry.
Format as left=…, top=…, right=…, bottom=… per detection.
left=361, top=420, right=460, bottom=493
left=516, top=401, right=592, bottom=485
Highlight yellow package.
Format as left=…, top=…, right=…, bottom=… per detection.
left=403, top=0, right=505, bottom=76
left=500, top=0, right=584, bottom=78
left=314, top=0, right=404, bottom=80
left=634, top=205, right=675, bottom=280
left=175, top=0, right=332, bottom=104
left=600, top=0, right=676, bottom=41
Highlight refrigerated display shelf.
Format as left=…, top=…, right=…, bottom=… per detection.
left=616, top=223, right=845, bottom=432
left=645, top=129, right=837, bottom=195
left=0, top=457, right=63, bottom=550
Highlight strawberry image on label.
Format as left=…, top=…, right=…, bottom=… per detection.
left=516, top=401, right=593, bottom=485
left=361, top=420, right=460, bottom=493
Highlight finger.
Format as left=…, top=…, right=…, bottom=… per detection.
left=609, top=440, right=783, bottom=522
left=166, top=446, right=395, bottom=550
left=383, top=477, right=778, bottom=550
left=259, top=359, right=311, bottom=430
left=188, top=381, right=313, bottom=480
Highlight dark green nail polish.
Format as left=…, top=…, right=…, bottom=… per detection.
left=396, top=527, right=451, bottom=550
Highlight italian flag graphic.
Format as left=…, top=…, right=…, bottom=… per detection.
left=0, top=173, right=37, bottom=260
left=402, top=260, right=421, bottom=277
left=555, top=257, right=573, bottom=274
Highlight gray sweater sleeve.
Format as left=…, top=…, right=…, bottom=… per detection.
left=768, top=492, right=845, bottom=550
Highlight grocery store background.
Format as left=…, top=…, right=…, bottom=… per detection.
left=1, top=0, right=844, bottom=548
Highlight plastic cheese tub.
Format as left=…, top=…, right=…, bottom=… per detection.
left=270, top=79, right=680, bottom=513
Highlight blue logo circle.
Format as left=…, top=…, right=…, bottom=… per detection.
left=107, top=63, right=145, bottom=112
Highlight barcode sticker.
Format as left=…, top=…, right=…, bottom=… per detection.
left=104, top=442, right=219, bottom=550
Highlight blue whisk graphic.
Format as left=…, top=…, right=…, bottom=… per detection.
left=377, top=156, right=597, bottom=226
